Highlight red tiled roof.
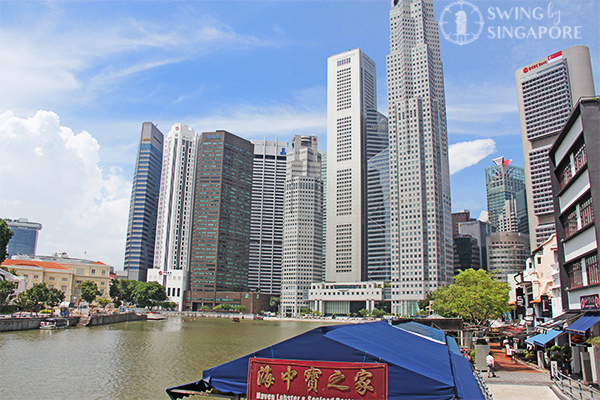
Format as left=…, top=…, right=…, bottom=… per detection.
left=92, top=261, right=106, bottom=265
left=2, top=259, right=72, bottom=271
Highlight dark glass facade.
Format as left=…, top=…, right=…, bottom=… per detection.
left=187, top=131, right=254, bottom=310
left=123, top=122, right=163, bottom=281
left=6, top=218, right=42, bottom=258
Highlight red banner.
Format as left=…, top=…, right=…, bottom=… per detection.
left=247, top=358, right=387, bottom=400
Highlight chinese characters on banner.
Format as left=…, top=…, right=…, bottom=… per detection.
left=248, top=358, right=387, bottom=400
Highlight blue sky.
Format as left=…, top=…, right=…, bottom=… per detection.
left=1, top=0, right=598, bottom=269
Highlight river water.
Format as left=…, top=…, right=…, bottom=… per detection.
left=0, top=316, right=334, bottom=400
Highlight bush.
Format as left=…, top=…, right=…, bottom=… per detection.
left=40, top=309, right=54, bottom=314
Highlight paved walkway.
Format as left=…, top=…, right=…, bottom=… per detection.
left=481, top=342, right=565, bottom=400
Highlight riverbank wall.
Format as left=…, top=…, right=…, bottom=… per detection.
left=0, top=313, right=145, bottom=332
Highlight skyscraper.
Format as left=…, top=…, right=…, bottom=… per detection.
left=515, top=45, right=595, bottom=249
left=326, top=48, right=377, bottom=284
left=484, top=156, right=527, bottom=234
left=281, top=135, right=323, bottom=317
left=147, top=123, right=197, bottom=310
left=386, top=0, right=452, bottom=316
left=366, top=110, right=391, bottom=281
left=187, top=131, right=254, bottom=310
left=123, top=122, right=163, bottom=281
left=248, top=139, right=288, bottom=295
left=5, top=218, right=42, bottom=258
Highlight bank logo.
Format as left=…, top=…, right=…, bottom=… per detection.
left=439, top=1, right=484, bottom=46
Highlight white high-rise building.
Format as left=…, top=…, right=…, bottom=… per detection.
left=515, top=46, right=595, bottom=250
left=387, top=0, right=453, bottom=316
left=248, top=139, right=288, bottom=294
left=147, top=123, right=198, bottom=310
left=281, top=135, right=323, bottom=317
left=326, top=48, right=377, bottom=283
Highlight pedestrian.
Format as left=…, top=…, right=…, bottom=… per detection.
left=563, top=355, right=572, bottom=376
left=486, top=351, right=496, bottom=378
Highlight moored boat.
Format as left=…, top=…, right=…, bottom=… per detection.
left=39, top=318, right=69, bottom=330
left=232, top=317, right=240, bottom=323
left=146, top=312, right=166, bottom=320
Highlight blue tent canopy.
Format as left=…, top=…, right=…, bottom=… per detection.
left=166, top=321, right=483, bottom=400
left=565, top=314, right=600, bottom=335
left=525, top=329, right=564, bottom=347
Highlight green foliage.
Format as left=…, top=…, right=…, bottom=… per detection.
left=132, top=281, right=167, bottom=310
left=200, top=305, right=211, bottom=311
left=13, top=283, right=64, bottom=312
left=418, top=292, right=434, bottom=311
left=158, top=301, right=178, bottom=310
left=233, top=305, right=246, bottom=313
left=213, top=304, right=231, bottom=311
left=430, top=269, right=511, bottom=325
left=300, top=307, right=312, bottom=315
left=0, top=279, right=17, bottom=310
left=0, top=266, right=18, bottom=275
left=358, top=308, right=369, bottom=318
left=0, top=219, right=14, bottom=264
left=371, top=308, right=386, bottom=318
left=109, top=279, right=139, bottom=307
left=95, top=297, right=111, bottom=308
left=78, top=281, right=101, bottom=304
left=269, top=296, right=280, bottom=308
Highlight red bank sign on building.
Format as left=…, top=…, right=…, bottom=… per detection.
left=247, top=358, right=387, bottom=400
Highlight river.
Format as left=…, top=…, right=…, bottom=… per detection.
left=0, top=316, right=336, bottom=400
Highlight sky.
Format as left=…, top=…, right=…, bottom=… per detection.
left=1, top=0, right=599, bottom=270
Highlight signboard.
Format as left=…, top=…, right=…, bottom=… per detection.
left=541, top=295, right=552, bottom=318
left=247, top=358, right=387, bottom=400
left=581, top=294, right=600, bottom=310
left=515, top=288, right=526, bottom=317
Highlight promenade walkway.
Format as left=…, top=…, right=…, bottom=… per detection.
left=482, top=342, right=566, bottom=400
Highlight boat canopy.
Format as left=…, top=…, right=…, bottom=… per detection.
left=166, top=320, right=483, bottom=400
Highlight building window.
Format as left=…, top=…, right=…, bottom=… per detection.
left=586, top=253, right=599, bottom=286
left=565, top=260, right=583, bottom=289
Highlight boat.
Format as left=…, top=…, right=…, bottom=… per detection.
left=39, top=318, right=69, bottom=330
left=254, top=315, right=264, bottom=320
left=232, top=317, right=240, bottom=323
left=146, top=312, right=166, bottom=320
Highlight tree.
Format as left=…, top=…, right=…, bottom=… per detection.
left=371, top=308, right=387, bottom=318
left=358, top=308, right=369, bottom=318
left=47, top=287, right=65, bottom=308
left=96, top=297, right=111, bottom=309
left=79, top=281, right=101, bottom=304
left=109, top=279, right=139, bottom=307
left=13, top=283, right=65, bottom=313
left=132, top=281, right=167, bottom=310
left=269, top=296, right=280, bottom=309
left=0, top=219, right=14, bottom=264
left=0, top=279, right=17, bottom=311
left=429, top=269, right=512, bottom=326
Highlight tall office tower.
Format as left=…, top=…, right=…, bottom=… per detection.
left=147, top=123, right=197, bottom=310
left=5, top=218, right=42, bottom=258
left=319, top=149, right=327, bottom=281
left=366, top=110, right=391, bottom=281
left=458, top=219, right=496, bottom=271
left=281, top=135, right=323, bottom=317
left=453, top=235, right=481, bottom=273
left=516, top=45, right=595, bottom=249
left=326, top=48, right=376, bottom=283
left=485, top=157, right=527, bottom=234
left=187, top=131, right=254, bottom=310
left=486, top=232, right=530, bottom=283
left=248, top=139, right=288, bottom=295
left=451, top=210, right=471, bottom=238
left=387, top=0, right=452, bottom=316
left=123, top=122, right=163, bottom=281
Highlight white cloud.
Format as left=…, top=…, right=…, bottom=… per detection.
left=449, top=139, right=496, bottom=175
left=0, top=11, right=279, bottom=112
left=0, top=110, right=131, bottom=269
left=445, top=81, right=518, bottom=126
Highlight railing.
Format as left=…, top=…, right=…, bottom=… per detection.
left=473, top=369, right=494, bottom=400
left=552, top=370, right=600, bottom=400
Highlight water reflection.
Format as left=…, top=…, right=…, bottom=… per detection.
left=0, top=317, right=333, bottom=400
